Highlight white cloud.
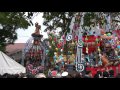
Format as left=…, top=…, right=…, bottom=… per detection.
left=15, top=13, right=48, bottom=43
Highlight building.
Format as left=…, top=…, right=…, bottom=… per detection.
left=6, top=43, right=25, bottom=65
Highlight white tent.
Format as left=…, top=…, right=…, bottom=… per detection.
left=0, top=51, right=26, bottom=75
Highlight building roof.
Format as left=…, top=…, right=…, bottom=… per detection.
left=6, top=43, right=25, bottom=55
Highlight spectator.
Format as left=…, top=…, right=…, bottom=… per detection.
left=116, top=73, right=120, bottom=78
left=48, top=69, right=52, bottom=78
left=84, top=71, right=92, bottom=78
left=103, top=71, right=109, bottom=78
left=56, top=73, right=62, bottom=78
left=94, top=71, right=103, bottom=78
left=109, top=70, right=114, bottom=78
left=74, top=72, right=83, bottom=78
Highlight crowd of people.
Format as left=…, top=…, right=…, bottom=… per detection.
left=1, top=65, right=120, bottom=78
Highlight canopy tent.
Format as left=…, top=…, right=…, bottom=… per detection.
left=0, top=51, right=26, bottom=75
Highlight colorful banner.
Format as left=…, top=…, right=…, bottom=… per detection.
left=86, top=64, right=120, bottom=77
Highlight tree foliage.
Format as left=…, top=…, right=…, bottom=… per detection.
left=43, top=12, right=120, bottom=34
left=0, top=12, right=34, bottom=52
left=43, top=12, right=76, bottom=35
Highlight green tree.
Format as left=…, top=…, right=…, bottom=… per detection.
left=43, top=12, right=120, bottom=34
left=0, top=12, right=34, bottom=52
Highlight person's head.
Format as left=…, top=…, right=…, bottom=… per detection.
left=109, top=70, right=114, bottom=76
left=14, top=74, right=19, bottom=78
left=116, top=73, right=120, bottom=78
left=97, top=71, right=102, bottom=76
left=94, top=71, right=102, bottom=78
left=75, top=72, right=82, bottom=78
left=86, top=71, right=92, bottom=77
left=103, top=71, right=109, bottom=78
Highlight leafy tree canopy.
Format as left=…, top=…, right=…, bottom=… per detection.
left=0, top=12, right=34, bottom=52
left=43, top=12, right=120, bottom=36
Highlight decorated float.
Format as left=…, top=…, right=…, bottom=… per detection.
left=22, top=23, right=48, bottom=75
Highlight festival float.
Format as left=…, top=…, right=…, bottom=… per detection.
left=23, top=23, right=48, bottom=75
left=22, top=13, right=120, bottom=77
left=66, top=13, right=120, bottom=76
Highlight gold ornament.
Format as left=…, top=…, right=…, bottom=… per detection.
left=56, top=48, right=58, bottom=51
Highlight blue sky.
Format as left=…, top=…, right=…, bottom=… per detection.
left=15, top=13, right=48, bottom=43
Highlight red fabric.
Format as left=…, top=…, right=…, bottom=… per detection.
left=82, top=35, right=101, bottom=54
left=86, top=64, right=120, bottom=77
left=83, top=35, right=100, bottom=42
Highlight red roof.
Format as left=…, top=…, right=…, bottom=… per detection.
left=6, top=43, right=25, bottom=54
